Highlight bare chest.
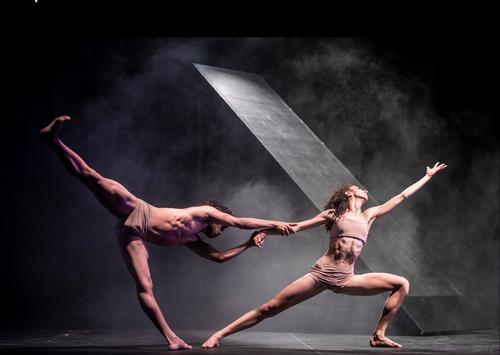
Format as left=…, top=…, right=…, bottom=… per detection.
left=147, top=208, right=205, bottom=246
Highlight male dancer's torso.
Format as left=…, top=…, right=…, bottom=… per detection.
left=146, top=206, right=208, bottom=247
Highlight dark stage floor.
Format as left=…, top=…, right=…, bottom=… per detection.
left=1, top=329, right=498, bottom=355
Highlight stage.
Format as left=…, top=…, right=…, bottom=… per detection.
left=5, top=37, right=499, bottom=355
left=1, top=329, right=498, bottom=354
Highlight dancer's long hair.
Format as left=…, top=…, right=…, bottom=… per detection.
left=324, top=183, right=352, bottom=232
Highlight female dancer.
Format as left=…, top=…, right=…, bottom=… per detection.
left=202, top=162, right=447, bottom=348
left=40, top=116, right=296, bottom=350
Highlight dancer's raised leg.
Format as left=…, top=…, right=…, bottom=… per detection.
left=202, top=275, right=324, bottom=348
left=339, top=273, right=409, bottom=347
left=40, top=116, right=136, bottom=218
left=42, top=116, right=191, bottom=350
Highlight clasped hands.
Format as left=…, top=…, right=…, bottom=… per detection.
left=250, top=222, right=299, bottom=249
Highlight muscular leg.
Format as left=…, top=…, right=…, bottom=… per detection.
left=41, top=117, right=185, bottom=349
left=339, top=273, right=410, bottom=347
left=40, top=116, right=136, bottom=218
left=116, top=228, right=191, bottom=350
left=202, top=275, right=324, bottom=348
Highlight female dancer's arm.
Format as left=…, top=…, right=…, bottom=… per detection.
left=364, top=162, right=447, bottom=220
left=255, top=209, right=333, bottom=236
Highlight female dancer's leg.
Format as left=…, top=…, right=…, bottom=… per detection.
left=202, top=275, right=324, bottom=348
left=339, top=272, right=410, bottom=347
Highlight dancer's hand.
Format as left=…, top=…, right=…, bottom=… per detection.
left=426, top=162, right=447, bottom=177
left=274, top=222, right=298, bottom=236
left=250, top=231, right=267, bottom=249
left=290, top=225, right=301, bottom=234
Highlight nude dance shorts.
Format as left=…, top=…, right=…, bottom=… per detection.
left=116, top=199, right=152, bottom=241
left=307, top=258, right=355, bottom=293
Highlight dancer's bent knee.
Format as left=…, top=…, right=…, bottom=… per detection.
left=398, top=277, right=410, bottom=295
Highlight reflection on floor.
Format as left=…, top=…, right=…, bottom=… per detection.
left=1, top=329, right=498, bottom=354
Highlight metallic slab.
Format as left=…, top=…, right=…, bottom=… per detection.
left=404, top=295, right=490, bottom=334
left=194, top=63, right=489, bottom=333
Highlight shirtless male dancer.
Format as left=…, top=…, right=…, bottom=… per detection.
left=40, top=116, right=296, bottom=350
left=202, top=162, right=447, bottom=348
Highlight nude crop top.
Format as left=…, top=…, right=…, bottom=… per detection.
left=330, top=216, right=370, bottom=244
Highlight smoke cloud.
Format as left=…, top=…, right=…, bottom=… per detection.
left=6, top=38, right=498, bottom=335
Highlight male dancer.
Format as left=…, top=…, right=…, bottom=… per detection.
left=40, top=116, right=296, bottom=350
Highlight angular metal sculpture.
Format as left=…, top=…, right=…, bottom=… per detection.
left=194, top=63, right=489, bottom=334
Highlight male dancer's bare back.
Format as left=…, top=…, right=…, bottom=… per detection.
left=40, top=116, right=295, bottom=350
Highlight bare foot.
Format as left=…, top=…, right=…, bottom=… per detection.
left=168, top=337, right=192, bottom=350
left=201, top=333, right=222, bottom=348
left=39, top=116, right=71, bottom=144
left=370, top=334, right=402, bottom=347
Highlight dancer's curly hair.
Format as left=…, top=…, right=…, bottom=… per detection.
left=201, top=200, right=233, bottom=231
left=202, top=200, right=233, bottom=215
left=323, top=183, right=352, bottom=232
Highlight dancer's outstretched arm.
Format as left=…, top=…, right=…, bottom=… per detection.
left=253, top=163, right=447, bottom=237
left=252, top=209, right=333, bottom=237
left=364, top=162, right=447, bottom=220
left=185, top=232, right=266, bottom=263
left=200, top=206, right=297, bottom=236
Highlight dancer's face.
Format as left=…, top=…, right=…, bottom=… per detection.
left=348, top=186, right=368, bottom=202
left=205, top=223, right=224, bottom=239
